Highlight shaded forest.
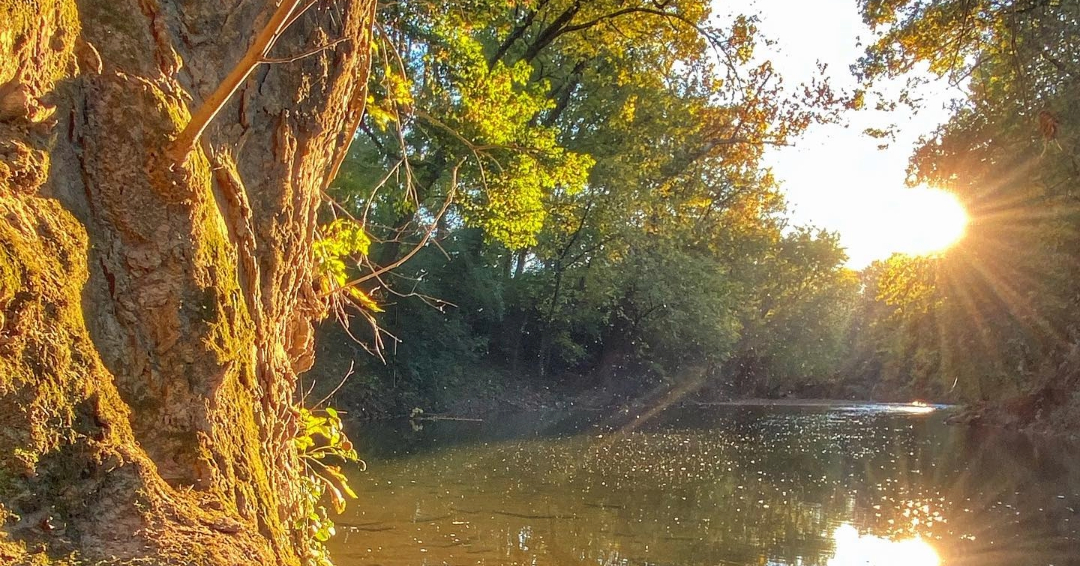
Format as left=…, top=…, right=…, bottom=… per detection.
left=311, top=0, right=1080, bottom=430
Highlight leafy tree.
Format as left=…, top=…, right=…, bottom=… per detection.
left=853, top=0, right=1080, bottom=416
left=317, top=0, right=847, bottom=395
left=725, top=229, right=859, bottom=394
left=845, top=255, right=950, bottom=399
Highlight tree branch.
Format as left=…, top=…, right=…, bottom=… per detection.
left=323, top=160, right=463, bottom=298
left=261, top=37, right=350, bottom=64
left=488, top=1, right=548, bottom=69
left=169, top=0, right=314, bottom=161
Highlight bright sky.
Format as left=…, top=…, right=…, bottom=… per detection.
left=718, top=0, right=964, bottom=268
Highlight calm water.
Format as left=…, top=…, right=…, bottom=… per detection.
left=326, top=402, right=1080, bottom=565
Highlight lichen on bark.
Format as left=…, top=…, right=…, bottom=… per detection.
left=0, top=0, right=377, bottom=563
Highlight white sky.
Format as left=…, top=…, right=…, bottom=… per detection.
left=717, top=0, right=964, bottom=268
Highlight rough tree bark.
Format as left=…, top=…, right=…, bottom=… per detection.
left=0, top=0, right=375, bottom=563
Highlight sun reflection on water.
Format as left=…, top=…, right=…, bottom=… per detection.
left=893, top=401, right=937, bottom=414
left=829, top=524, right=940, bottom=566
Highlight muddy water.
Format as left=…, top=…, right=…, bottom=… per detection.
left=326, top=403, right=1080, bottom=565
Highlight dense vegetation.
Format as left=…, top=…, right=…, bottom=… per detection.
left=313, top=0, right=1080, bottom=428
left=850, top=0, right=1080, bottom=427
left=310, top=0, right=861, bottom=416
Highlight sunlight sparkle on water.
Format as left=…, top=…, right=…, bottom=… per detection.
left=894, top=402, right=936, bottom=414
left=829, top=524, right=940, bottom=566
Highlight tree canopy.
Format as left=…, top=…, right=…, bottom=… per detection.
left=308, top=0, right=1080, bottom=427
left=843, top=0, right=1080, bottom=412
left=310, top=0, right=865, bottom=412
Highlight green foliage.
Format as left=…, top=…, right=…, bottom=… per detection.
left=317, top=0, right=856, bottom=407
left=347, top=0, right=601, bottom=252
left=370, top=229, right=507, bottom=403
left=724, top=228, right=859, bottom=393
left=844, top=255, right=947, bottom=398
left=613, top=245, right=743, bottom=373
left=846, top=0, right=1080, bottom=403
left=293, top=406, right=362, bottom=564
left=310, top=0, right=1080, bottom=424
left=462, top=149, right=594, bottom=250
left=314, top=220, right=371, bottom=276
left=313, top=219, right=382, bottom=312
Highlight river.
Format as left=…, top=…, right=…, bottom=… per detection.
left=326, top=402, right=1080, bottom=565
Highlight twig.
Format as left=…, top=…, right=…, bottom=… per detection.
left=321, top=160, right=462, bottom=297
left=372, top=268, right=457, bottom=310
left=282, top=0, right=322, bottom=30
left=170, top=0, right=316, bottom=161
left=315, top=361, right=355, bottom=408
left=261, top=37, right=351, bottom=64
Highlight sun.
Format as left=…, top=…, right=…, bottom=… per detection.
left=841, top=186, right=969, bottom=267
left=887, top=187, right=969, bottom=258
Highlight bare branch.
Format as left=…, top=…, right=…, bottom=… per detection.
left=314, top=361, right=355, bottom=408
left=261, top=37, right=351, bottom=64
left=322, top=159, right=463, bottom=298
left=170, top=0, right=316, bottom=161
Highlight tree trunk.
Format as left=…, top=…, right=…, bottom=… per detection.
left=596, top=317, right=632, bottom=387
left=0, top=0, right=375, bottom=563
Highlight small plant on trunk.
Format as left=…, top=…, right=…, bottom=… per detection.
left=294, top=406, right=363, bottom=564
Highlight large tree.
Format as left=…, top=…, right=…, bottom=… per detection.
left=1, top=0, right=376, bottom=563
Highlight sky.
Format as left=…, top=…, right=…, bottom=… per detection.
left=717, top=0, right=964, bottom=268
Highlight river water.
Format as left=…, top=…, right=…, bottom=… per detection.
left=326, top=402, right=1080, bottom=565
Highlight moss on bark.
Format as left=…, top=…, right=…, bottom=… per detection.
left=0, top=0, right=377, bottom=563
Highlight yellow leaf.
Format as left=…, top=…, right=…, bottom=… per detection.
left=348, top=287, right=384, bottom=312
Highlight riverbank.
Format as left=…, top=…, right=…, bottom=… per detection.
left=308, top=344, right=939, bottom=423
left=310, top=324, right=1080, bottom=436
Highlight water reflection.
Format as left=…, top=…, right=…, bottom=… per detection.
left=829, top=524, right=939, bottom=566
left=326, top=403, right=1080, bottom=565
